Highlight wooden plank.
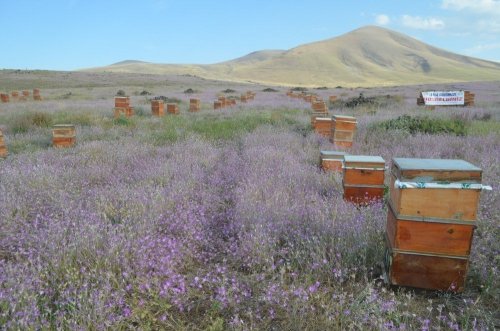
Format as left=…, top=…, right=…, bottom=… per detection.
left=344, top=168, right=385, bottom=185
left=343, top=185, right=384, bottom=203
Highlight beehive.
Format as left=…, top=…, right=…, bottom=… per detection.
left=343, top=155, right=385, bottom=203
left=1, top=93, right=10, bottom=102
left=115, top=96, right=130, bottom=108
left=385, top=158, right=486, bottom=292
left=240, top=94, right=248, bottom=103
left=33, top=89, right=42, bottom=101
left=246, top=91, right=255, bottom=100
left=114, top=96, right=134, bottom=117
left=33, top=88, right=40, bottom=96
left=214, top=101, right=222, bottom=109
left=167, top=103, right=179, bottom=114
left=0, top=130, right=8, bottom=158
left=189, top=98, right=201, bottom=112
left=151, top=100, right=164, bottom=116
left=310, top=112, right=328, bottom=126
left=11, top=91, right=19, bottom=99
left=229, top=99, right=236, bottom=106
left=52, top=124, right=76, bottom=148
left=218, top=96, right=227, bottom=108
left=320, top=151, right=347, bottom=172
left=313, top=117, right=333, bottom=138
left=312, top=100, right=327, bottom=113
left=331, top=115, right=357, bottom=148
left=22, top=90, right=30, bottom=97
left=329, top=95, right=337, bottom=103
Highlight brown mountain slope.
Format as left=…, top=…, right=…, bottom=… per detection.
left=84, top=26, right=500, bottom=87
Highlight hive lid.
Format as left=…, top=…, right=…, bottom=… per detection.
left=320, top=150, right=347, bottom=159
left=53, top=124, right=75, bottom=128
left=344, top=155, right=385, bottom=169
left=392, top=158, right=482, bottom=183
left=333, top=115, right=357, bottom=122
left=315, top=117, right=332, bottom=122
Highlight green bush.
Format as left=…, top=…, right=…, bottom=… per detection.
left=10, top=112, right=53, bottom=134
left=372, top=115, right=467, bottom=136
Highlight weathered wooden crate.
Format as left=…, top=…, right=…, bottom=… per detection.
left=312, top=101, right=327, bottom=112
left=52, top=124, right=76, bottom=148
left=320, top=150, right=347, bottom=172
left=0, top=130, right=8, bottom=158
left=313, top=117, right=333, bottom=138
left=167, top=103, right=179, bottom=114
left=151, top=100, right=164, bottom=116
left=115, top=96, right=130, bottom=108
left=343, top=155, right=385, bottom=202
left=385, top=157, right=487, bottom=292
left=0, top=93, right=9, bottom=102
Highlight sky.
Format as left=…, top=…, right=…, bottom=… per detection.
left=1, top=0, right=499, bottom=70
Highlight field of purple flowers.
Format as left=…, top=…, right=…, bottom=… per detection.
left=0, top=71, right=499, bottom=329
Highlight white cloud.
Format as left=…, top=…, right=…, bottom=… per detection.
left=401, top=15, right=445, bottom=30
left=442, top=0, right=500, bottom=15
left=375, top=14, right=390, bottom=26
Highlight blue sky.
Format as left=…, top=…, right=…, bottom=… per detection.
left=1, top=0, right=499, bottom=70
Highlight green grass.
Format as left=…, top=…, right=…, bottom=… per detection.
left=468, top=120, right=500, bottom=136
left=370, top=115, right=468, bottom=136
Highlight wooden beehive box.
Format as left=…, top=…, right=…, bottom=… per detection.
left=313, top=117, right=333, bottom=138
left=22, top=90, right=30, bottom=97
left=320, top=151, right=347, bottom=172
left=240, top=94, right=248, bottom=103
left=52, top=124, right=76, bottom=148
left=11, top=91, right=19, bottom=99
left=1, top=93, right=9, bottom=103
left=385, top=158, right=484, bottom=292
left=218, top=96, right=227, bottom=108
left=312, top=101, right=327, bottom=113
left=332, top=115, right=357, bottom=147
left=167, top=103, right=179, bottom=114
left=343, top=155, right=385, bottom=203
left=189, top=98, right=200, bottom=112
left=214, top=101, right=222, bottom=109
left=151, top=100, right=164, bottom=116
left=329, top=95, right=337, bottom=103
left=33, top=88, right=42, bottom=100
left=115, top=96, right=130, bottom=108
left=0, top=130, right=8, bottom=158
left=310, top=112, right=328, bottom=126
left=33, top=88, right=40, bottom=96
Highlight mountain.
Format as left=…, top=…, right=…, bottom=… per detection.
left=83, top=26, right=500, bottom=87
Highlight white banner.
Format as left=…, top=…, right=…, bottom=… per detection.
left=421, top=91, right=465, bottom=106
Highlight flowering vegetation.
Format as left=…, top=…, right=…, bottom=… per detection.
left=0, top=72, right=499, bottom=329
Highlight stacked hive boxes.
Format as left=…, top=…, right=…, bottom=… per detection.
left=11, top=91, right=19, bottom=100
left=343, top=155, right=385, bottom=203
left=167, top=103, right=179, bottom=114
left=0, top=130, right=8, bottom=158
left=312, top=100, right=327, bottom=113
left=331, top=115, right=357, bottom=148
left=1, top=93, right=9, bottom=102
left=385, top=158, right=487, bottom=292
left=214, top=101, right=223, bottom=109
left=240, top=94, right=248, bottom=103
left=218, top=96, right=227, bottom=108
left=313, top=117, right=333, bottom=138
left=320, top=151, right=347, bottom=172
left=52, top=124, right=76, bottom=148
left=189, top=98, right=201, bottom=112
left=22, top=90, right=30, bottom=97
left=33, top=88, right=42, bottom=101
left=310, top=112, right=327, bottom=126
left=114, top=97, right=134, bottom=118
left=151, top=100, right=164, bottom=116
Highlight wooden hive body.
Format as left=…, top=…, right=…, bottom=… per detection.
left=0, top=130, right=8, bottom=158
left=167, top=103, right=179, bottom=114
left=0, top=93, right=9, bottom=102
left=151, top=100, right=164, bottom=116
left=343, top=155, right=385, bottom=203
left=313, top=117, right=333, bottom=138
left=189, top=98, right=201, bottom=112
left=320, top=150, right=347, bottom=172
left=385, top=157, right=483, bottom=292
left=52, top=124, right=76, bottom=148
left=214, top=101, right=222, bottom=109
left=331, top=115, right=357, bottom=148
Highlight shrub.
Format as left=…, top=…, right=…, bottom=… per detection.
left=341, top=93, right=403, bottom=109
left=371, top=115, right=467, bottom=136
left=184, top=88, right=196, bottom=94
left=152, top=96, right=181, bottom=104
left=222, top=89, right=236, bottom=93
left=9, top=112, right=53, bottom=134
left=314, top=86, right=328, bottom=90
left=139, top=90, right=151, bottom=96
left=116, top=89, right=126, bottom=96
left=262, top=88, right=279, bottom=92
left=291, top=87, right=307, bottom=92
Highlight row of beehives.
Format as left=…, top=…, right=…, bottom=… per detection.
left=320, top=151, right=491, bottom=293
left=1, top=89, right=42, bottom=102
left=115, top=91, right=257, bottom=118
left=0, top=125, right=75, bottom=154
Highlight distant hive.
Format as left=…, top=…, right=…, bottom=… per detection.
left=329, top=95, right=337, bottom=103
left=313, top=117, right=333, bottom=138
left=33, top=88, right=42, bottom=101
left=331, top=115, right=357, bottom=148
left=11, top=91, right=19, bottom=99
left=189, top=98, right=200, bottom=112
left=312, top=100, right=327, bottom=113
left=310, top=111, right=328, bottom=126
left=240, top=94, right=248, bottom=103
left=1, top=93, right=10, bottom=102
left=114, top=96, right=134, bottom=118
left=214, top=101, right=222, bottom=110
left=151, top=100, right=164, bottom=116
left=52, top=124, right=76, bottom=148
left=0, top=129, right=8, bottom=158
left=320, top=150, right=347, bottom=172
left=22, top=90, right=30, bottom=97
left=167, top=103, right=179, bottom=114
left=343, top=155, right=385, bottom=203
left=218, top=96, right=227, bottom=108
